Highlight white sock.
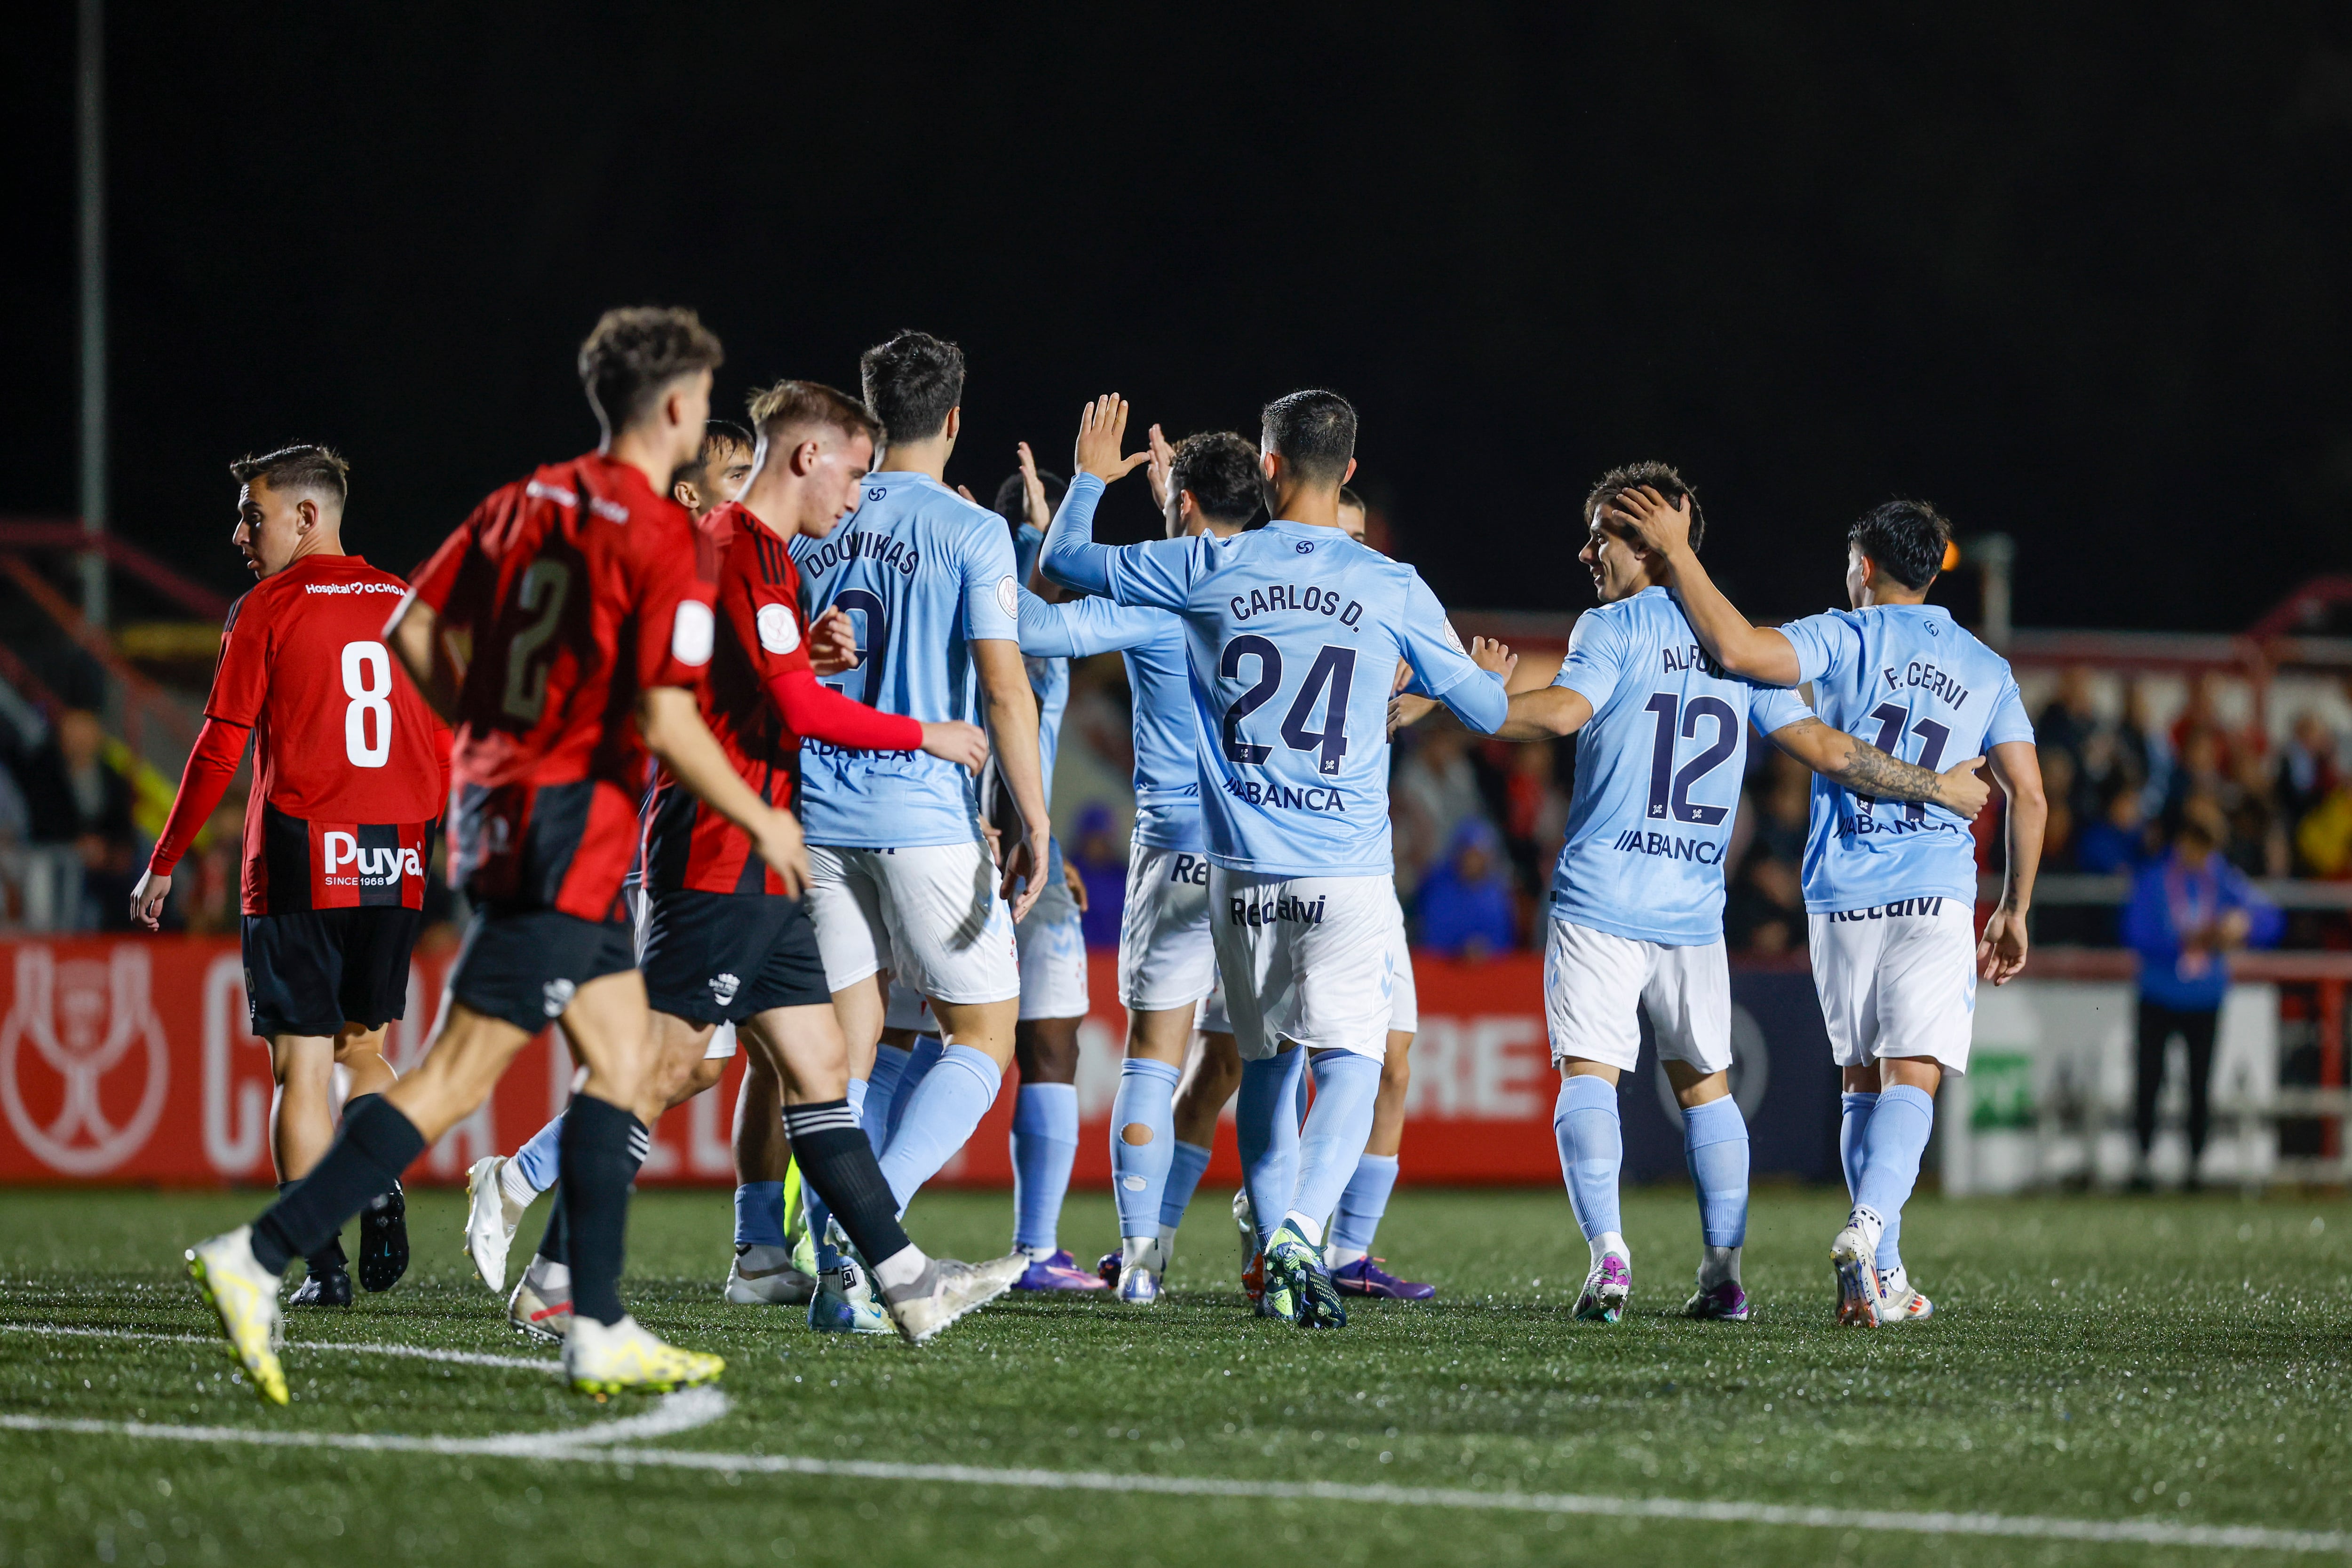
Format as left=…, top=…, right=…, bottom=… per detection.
left=871, top=1244, right=930, bottom=1292
left=1121, top=1235, right=1158, bottom=1270
left=524, top=1256, right=570, bottom=1293
left=1847, top=1204, right=1887, bottom=1259
left=1156, top=1221, right=1178, bottom=1252
left=1699, top=1244, right=1741, bottom=1288
left=1326, top=1244, right=1368, bottom=1269
left=1281, top=1210, right=1324, bottom=1247
left=1590, top=1231, right=1629, bottom=1271
left=498, top=1158, right=537, bottom=1212
left=735, top=1242, right=792, bottom=1267
left=1018, top=1243, right=1057, bottom=1262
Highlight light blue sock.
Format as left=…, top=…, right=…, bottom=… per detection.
left=887, top=1035, right=945, bottom=1142
left=1010, top=1082, right=1080, bottom=1254
left=1161, top=1140, right=1214, bottom=1231
left=1236, top=1049, right=1307, bottom=1249
left=1853, top=1084, right=1935, bottom=1231
left=1681, top=1096, right=1749, bottom=1248
left=1295, top=1061, right=1312, bottom=1127
left=734, top=1180, right=787, bottom=1249
left=1331, top=1152, right=1400, bottom=1255
left=1553, top=1075, right=1623, bottom=1242
left=1111, top=1058, right=1182, bottom=1239
left=878, top=1043, right=1002, bottom=1211
left=1842, top=1091, right=1901, bottom=1270
left=1287, top=1052, right=1382, bottom=1243
left=512, top=1113, right=564, bottom=1196
left=866, top=1044, right=913, bottom=1158
left=808, top=1075, right=871, bottom=1274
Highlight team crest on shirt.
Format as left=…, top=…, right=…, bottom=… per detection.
left=755, top=603, right=801, bottom=655
left=996, top=575, right=1019, bottom=620
left=707, top=972, right=741, bottom=1006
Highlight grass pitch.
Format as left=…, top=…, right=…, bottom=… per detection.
left=0, top=1186, right=2347, bottom=1568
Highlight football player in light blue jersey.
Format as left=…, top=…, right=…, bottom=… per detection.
left=1043, top=389, right=1512, bottom=1327
left=1613, top=487, right=2045, bottom=1327
left=788, top=332, right=1050, bottom=1333
left=1018, top=427, right=1262, bottom=1305
left=984, top=456, right=1108, bottom=1294
left=1462, top=463, right=1986, bottom=1327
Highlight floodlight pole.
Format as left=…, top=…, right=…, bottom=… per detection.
left=77, top=0, right=108, bottom=631
left=1967, top=532, right=2013, bottom=650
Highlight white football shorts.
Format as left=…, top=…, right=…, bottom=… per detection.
left=1542, top=915, right=1731, bottom=1075
left=883, top=975, right=932, bottom=1035
left=1386, top=892, right=1417, bottom=1034
left=1195, top=970, right=1232, bottom=1036
left=1119, top=841, right=1216, bottom=1012
left=1807, top=895, right=1978, bottom=1073
left=803, top=841, right=1019, bottom=1007
left=1208, top=869, right=1400, bottom=1062
left=1015, top=875, right=1090, bottom=1021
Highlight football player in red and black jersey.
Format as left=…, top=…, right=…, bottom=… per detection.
left=137, top=444, right=447, bottom=1308
left=187, top=307, right=793, bottom=1401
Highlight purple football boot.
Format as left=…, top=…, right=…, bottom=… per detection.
left=1682, top=1278, right=1749, bottom=1321
left=1329, top=1257, right=1435, bottom=1300
left=1574, top=1253, right=1631, bottom=1322
left=1010, top=1249, right=1109, bottom=1292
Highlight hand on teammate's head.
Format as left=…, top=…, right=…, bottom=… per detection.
left=1073, top=395, right=1150, bottom=485
left=1603, top=484, right=1693, bottom=559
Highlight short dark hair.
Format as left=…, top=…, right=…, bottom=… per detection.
left=577, top=307, right=724, bottom=433
left=990, top=467, right=1067, bottom=532
left=1259, top=389, right=1356, bottom=488
left=745, top=380, right=880, bottom=449
left=704, top=420, right=754, bottom=459
left=1337, top=485, right=1366, bottom=513
left=230, top=444, right=349, bottom=508
left=1850, top=498, right=1950, bottom=591
left=1172, top=432, right=1263, bottom=526
left=1584, top=461, right=1705, bottom=554
left=858, top=331, right=964, bottom=448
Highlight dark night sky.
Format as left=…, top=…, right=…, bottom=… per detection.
left=4, top=3, right=2348, bottom=633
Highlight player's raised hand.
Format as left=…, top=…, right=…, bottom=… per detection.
left=920, top=719, right=990, bottom=774
left=1603, top=485, right=1694, bottom=560
left=129, top=869, right=171, bottom=932
left=1977, top=904, right=2030, bottom=985
left=751, top=807, right=810, bottom=898
left=1016, top=442, right=1055, bottom=531
left=1073, top=395, right=1150, bottom=485
left=1936, top=756, right=1992, bottom=820
left=1470, top=636, right=1518, bottom=684
left=1144, top=422, right=1178, bottom=512
left=808, top=606, right=860, bottom=676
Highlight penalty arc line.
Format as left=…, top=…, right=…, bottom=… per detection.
left=0, top=1321, right=558, bottom=1374
left=0, top=1409, right=2340, bottom=1556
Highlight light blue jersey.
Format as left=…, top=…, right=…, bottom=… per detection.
left=1551, top=588, right=1812, bottom=945
left=1780, top=603, right=2034, bottom=912
left=790, top=472, right=1021, bottom=848
left=1042, top=474, right=1507, bottom=878
left=1017, top=590, right=1202, bottom=852
left=1012, top=526, right=1073, bottom=885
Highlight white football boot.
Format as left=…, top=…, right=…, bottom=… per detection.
left=461, top=1155, right=529, bottom=1293
left=564, top=1314, right=724, bottom=1394
left=186, top=1227, right=287, bottom=1406
left=1831, top=1207, right=1890, bottom=1327
left=1878, top=1264, right=1935, bottom=1323
left=806, top=1251, right=892, bottom=1334
left=726, top=1243, right=817, bottom=1306
left=882, top=1255, right=1028, bottom=1346
left=508, top=1263, right=574, bottom=1342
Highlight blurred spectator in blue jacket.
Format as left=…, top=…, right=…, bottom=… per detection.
left=1414, top=817, right=1518, bottom=960
left=2120, top=798, right=2281, bottom=1189
left=1069, top=802, right=1128, bottom=950
left=2075, top=776, right=2153, bottom=875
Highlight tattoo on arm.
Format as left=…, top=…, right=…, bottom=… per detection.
left=1831, top=738, right=1947, bottom=804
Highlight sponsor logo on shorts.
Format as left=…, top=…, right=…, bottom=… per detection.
left=541, top=978, right=576, bottom=1018
left=708, top=972, right=741, bottom=1005
left=1609, top=828, right=1724, bottom=864
left=1826, top=897, right=1946, bottom=922
left=1166, top=853, right=1210, bottom=887
left=1228, top=893, right=1327, bottom=928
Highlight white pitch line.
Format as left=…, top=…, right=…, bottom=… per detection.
left=0, top=1321, right=557, bottom=1374
left=0, top=1406, right=2337, bottom=1556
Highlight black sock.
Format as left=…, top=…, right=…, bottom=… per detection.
left=251, top=1099, right=424, bottom=1275
left=277, top=1183, right=348, bottom=1275
left=532, top=1186, right=569, bottom=1270
left=558, top=1096, right=647, bottom=1327
left=782, top=1100, right=911, bottom=1267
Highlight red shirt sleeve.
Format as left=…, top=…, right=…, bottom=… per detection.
left=634, top=510, right=720, bottom=691
left=764, top=666, right=923, bottom=751
left=204, top=592, right=270, bottom=727
left=406, top=512, right=480, bottom=618
left=148, top=716, right=249, bottom=876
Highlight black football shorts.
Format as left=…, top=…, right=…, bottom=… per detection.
left=242, top=907, right=424, bottom=1040
left=638, top=888, right=831, bottom=1024
left=447, top=903, right=637, bottom=1035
